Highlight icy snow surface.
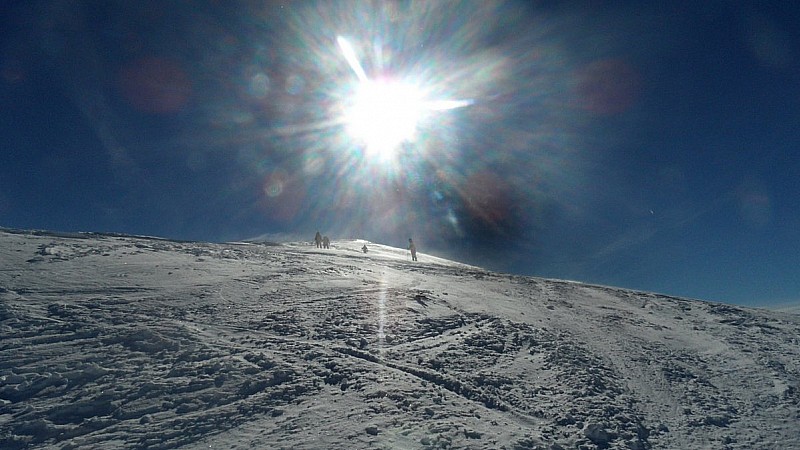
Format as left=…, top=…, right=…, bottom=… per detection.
left=1, top=228, right=798, bottom=449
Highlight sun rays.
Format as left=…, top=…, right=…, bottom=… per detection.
left=335, top=35, right=471, bottom=162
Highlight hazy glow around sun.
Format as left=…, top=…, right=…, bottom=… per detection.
left=344, top=79, right=425, bottom=158
left=336, top=35, right=471, bottom=161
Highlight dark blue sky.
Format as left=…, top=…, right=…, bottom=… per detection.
left=2, top=1, right=799, bottom=307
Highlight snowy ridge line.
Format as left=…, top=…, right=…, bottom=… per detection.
left=769, top=302, right=800, bottom=314
left=1, top=226, right=290, bottom=249
left=227, top=240, right=283, bottom=247
left=0, top=227, right=181, bottom=242
left=542, top=277, right=707, bottom=305
left=281, top=239, right=484, bottom=270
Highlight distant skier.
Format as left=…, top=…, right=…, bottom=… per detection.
left=362, top=244, right=368, bottom=254
left=314, top=231, right=322, bottom=248
left=408, top=238, right=417, bottom=261
left=322, top=236, right=330, bottom=249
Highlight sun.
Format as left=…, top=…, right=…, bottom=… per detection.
left=344, top=78, right=426, bottom=159
left=336, top=35, right=471, bottom=162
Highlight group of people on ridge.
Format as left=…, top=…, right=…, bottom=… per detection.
left=313, top=231, right=330, bottom=249
left=313, top=232, right=419, bottom=262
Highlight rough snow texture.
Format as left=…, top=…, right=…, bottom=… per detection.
left=1, top=228, right=798, bottom=449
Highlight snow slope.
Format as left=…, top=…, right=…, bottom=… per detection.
left=1, top=228, right=798, bottom=449
left=772, top=303, right=800, bottom=314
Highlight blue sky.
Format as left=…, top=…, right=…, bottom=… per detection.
left=2, top=1, right=798, bottom=307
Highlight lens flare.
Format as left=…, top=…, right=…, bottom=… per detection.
left=344, top=78, right=425, bottom=158
left=336, top=36, right=368, bottom=82
left=335, top=35, right=471, bottom=161
left=188, top=1, right=589, bottom=258
left=259, top=168, right=305, bottom=223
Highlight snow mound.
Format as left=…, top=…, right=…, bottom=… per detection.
left=1, top=229, right=798, bottom=449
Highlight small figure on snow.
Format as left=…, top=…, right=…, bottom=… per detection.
left=322, top=236, right=330, bottom=249
left=408, top=238, right=417, bottom=261
left=314, top=231, right=322, bottom=248
left=362, top=244, right=368, bottom=254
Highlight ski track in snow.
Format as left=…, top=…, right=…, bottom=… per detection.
left=1, top=228, right=798, bottom=449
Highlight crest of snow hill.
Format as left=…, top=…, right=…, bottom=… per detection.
left=1, top=228, right=798, bottom=449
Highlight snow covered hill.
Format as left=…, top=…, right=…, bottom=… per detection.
left=772, top=303, right=800, bottom=315
left=1, top=228, right=798, bottom=449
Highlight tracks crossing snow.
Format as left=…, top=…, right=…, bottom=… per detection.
left=1, top=230, right=798, bottom=449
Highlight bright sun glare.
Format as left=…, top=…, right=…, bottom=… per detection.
left=345, top=79, right=425, bottom=158
left=336, top=35, right=470, bottom=161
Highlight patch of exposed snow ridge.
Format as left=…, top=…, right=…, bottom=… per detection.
left=1, top=229, right=798, bottom=449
